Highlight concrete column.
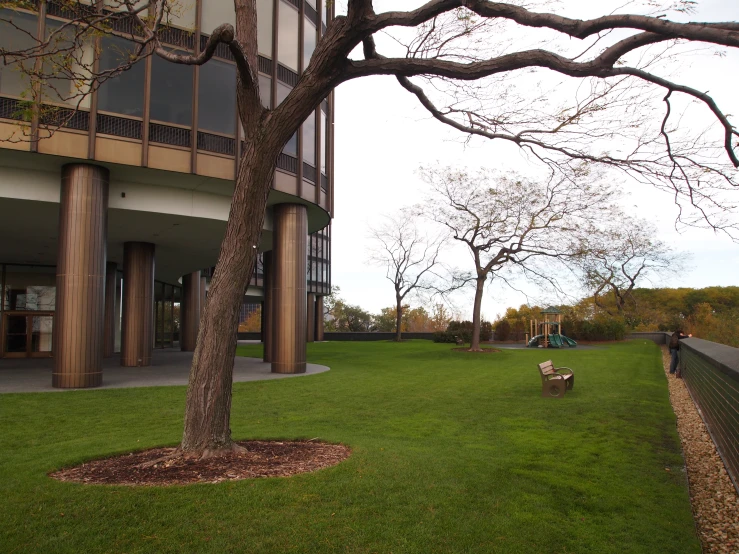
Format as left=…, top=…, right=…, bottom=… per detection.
left=271, top=204, right=307, bottom=374
left=103, top=261, right=117, bottom=358
left=315, top=295, right=325, bottom=341
left=53, top=164, right=109, bottom=388
left=121, top=242, right=155, bottom=367
left=307, top=292, right=316, bottom=343
left=262, top=251, right=273, bottom=362
left=180, top=271, right=201, bottom=351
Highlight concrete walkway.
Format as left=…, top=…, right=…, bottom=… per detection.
left=493, top=343, right=603, bottom=350
left=0, top=349, right=329, bottom=393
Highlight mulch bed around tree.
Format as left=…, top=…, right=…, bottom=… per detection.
left=50, top=440, right=351, bottom=487
left=451, top=347, right=501, bottom=353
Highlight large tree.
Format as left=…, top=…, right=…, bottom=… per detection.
left=2, top=0, right=738, bottom=457
left=368, top=211, right=446, bottom=341
left=421, top=166, right=615, bottom=350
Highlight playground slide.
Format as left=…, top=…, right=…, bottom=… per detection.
left=527, top=334, right=578, bottom=348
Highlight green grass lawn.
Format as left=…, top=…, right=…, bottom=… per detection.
left=0, top=340, right=699, bottom=553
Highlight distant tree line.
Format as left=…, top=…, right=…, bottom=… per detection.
left=322, top=287, right=454, bottom=334
left=493, top=287, right=739, bottom=347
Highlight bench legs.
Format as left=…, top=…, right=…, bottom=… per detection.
left=542, top=379, right=566, bottom=398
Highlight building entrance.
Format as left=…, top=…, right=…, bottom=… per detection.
left=2, top=312, right=53, bottom=358
left=154, top=281, right=181, bottom=349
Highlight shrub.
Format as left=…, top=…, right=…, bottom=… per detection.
left=494, top=319, right=511, bottom=341
left=444, top=320, right=493, bottom=342
left=433, top=331, right=460, bottom=343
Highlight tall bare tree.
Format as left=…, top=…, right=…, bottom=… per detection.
left=2, top=0, right=738, bottom=458
left=421, top=166, right=615, bottom=350
left=368, top=211, right=446, bottom=341
left=577, top=216, right=683, bottom=317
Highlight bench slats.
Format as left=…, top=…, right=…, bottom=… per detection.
left=537, top=359, right=575, bottom=398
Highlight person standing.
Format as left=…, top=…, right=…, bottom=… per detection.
left=669, top=329, right=692, bottom=376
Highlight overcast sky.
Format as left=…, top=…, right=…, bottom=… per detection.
left=330, top=0, right=739, bottom=320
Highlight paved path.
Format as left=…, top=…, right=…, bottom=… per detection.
left=492, top=343, right=603, bottom=350
left=0, top=349, right=329, bottom=393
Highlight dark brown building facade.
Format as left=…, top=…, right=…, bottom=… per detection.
left=0, top=0, right=333, bottom=384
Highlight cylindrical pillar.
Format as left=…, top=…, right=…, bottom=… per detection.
left=121, top=242, right=155, bottom=367
left=180, top=271, right=201, bottom=351
left=271, top=204, right=307, bottom=374
left=307, top=292, right=316, bottom=343
left=103, top=261, right=117, bottom=358
left=315, top=295, right=324, bottom=341
left=53, top=164, right=109, bottom=388
left=262, top=251, right=273, bottom=362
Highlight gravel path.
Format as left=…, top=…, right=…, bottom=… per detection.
left=661, top=346, right=739, bottom=553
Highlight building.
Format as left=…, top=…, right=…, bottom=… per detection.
left=0, top=0, right=333, bottom=385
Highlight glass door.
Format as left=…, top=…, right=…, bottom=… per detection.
left=30, top=315, right=53, bottom=357
left=2, top=313, right=54, bottom=358
left=3, top=314, right=28, bottom=358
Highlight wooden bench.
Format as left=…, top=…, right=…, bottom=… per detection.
left=538, top=360, right=575, bottom=398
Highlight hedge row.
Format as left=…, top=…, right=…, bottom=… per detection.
left=433, top=321, right=493, bottom=343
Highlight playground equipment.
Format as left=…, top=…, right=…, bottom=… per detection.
left=526, top=307, right=577, bottom=348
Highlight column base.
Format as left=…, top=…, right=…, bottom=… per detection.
left=52, top=371, right=102, bottom=388
left=271, top=361, right=307, bottom=374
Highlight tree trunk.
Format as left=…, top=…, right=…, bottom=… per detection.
left=179, top=140, right=279, bottom=457
left=470, top=277, right=485, bottom=351
left=395, top=295, right=403, bottom=342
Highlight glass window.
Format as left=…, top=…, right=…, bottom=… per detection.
left=201, top=0, right=234, bottom=34
left=115, top=272, right=122, bottom=352
left=31, top=314, right=53, bottom=353
left=257, top=0, right=273, bottom=57
left=0, top=10, right=37, bottom=99
left=164, top=0, right=195, bottom=30
left=156, top=298, right=164, bottom=347
left=311, top=235, right=317, bottom=258
left=104, top=0, right=147, bottom=14
left=278, top=1, right=299, bottom=71
left=320, top=108, right=327, bottom=174
left=198, top=59, right=236, bottom=135
left=151, top=52, right=193, bottom=125
left=3, top=265, right=56, bottom=311
left=173, top=300, right=181, bottom=342
left=322, top=0, right=327, bottom=25
left=284, top=132, right=297, bottom=156
left=97, top=35, right=146, bottom=117
left=303, top=18, right=316, bottom=70
left=42, top=19, right=94, bottom=108
left=259, top=75, right=271, bottom=109
left=276, top=82, right=291, bottom=106
left=306, top=0, right=316, bottom=7
left=302, top=112, right=315, bottom=166
left=155, top=280, right=164, bottom=301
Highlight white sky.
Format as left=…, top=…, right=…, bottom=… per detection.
left=331, top=0, right=739, bottom=321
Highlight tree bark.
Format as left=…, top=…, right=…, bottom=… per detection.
left=470, top=276, right=486, bottom=351
left=395, top=295, right=403, bottom=342
left=180, top=138, right=281, bottom=457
